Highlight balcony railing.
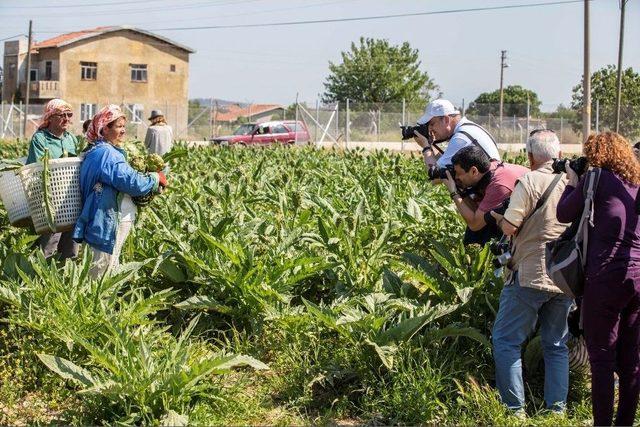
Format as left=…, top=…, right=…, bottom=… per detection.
left=23, top=80, right=60, bottom=99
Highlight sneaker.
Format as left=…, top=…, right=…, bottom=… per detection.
left=511, top=408, right=527, bottom=420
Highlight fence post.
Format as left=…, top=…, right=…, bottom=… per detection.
left=377, top=108, right=381, bottom=143
left=209, top=97, right=213, bottom=139
left=294, top=93, right=299, bottom=145
left=526, top=99, right=530, bottom=136
left=401, top=98, right=406, bottom=152
left=0, top=103, right=3, bottom=138
left=345, top=98, right=350, bottom=150
left=560, top=117, right=564, bottom=144
left=335, top=102, right=339, bottom=142
left=595, top=99, right=600, bottom=133
left=19, top=101, right=24, bottom=140
left=462, top=98, right=465, bottom=117
left=315, top=98, right=319, bottom=143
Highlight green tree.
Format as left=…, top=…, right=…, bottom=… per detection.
left=571, top=65, right=640, bottom=139
left=467, top=85, right=542, bottom=117
left=322, top=37, right=437, bottom=108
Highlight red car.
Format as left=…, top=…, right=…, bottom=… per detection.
left=211, top=120, right=310, bottom=146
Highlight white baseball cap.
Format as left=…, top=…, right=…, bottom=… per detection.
left=417, top=99, right=460, bottom=125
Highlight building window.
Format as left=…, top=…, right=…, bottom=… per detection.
left=80, top=103, right=97, bottom=121
left=127, top=104, right=144, bottom=123
left=45, top=61, right=52, bottom=80
left=29, top=69, right=38, bottom=81
left=170, top=64, right=176, bottom=72
left=130, top=64, right=147, bottom=82
left=81, top=62, right=97, bottom=80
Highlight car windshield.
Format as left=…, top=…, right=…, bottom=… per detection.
left=233, top=124, right=255, bottom=135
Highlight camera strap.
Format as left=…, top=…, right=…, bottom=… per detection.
left=508, top=173, right=563, bottom=265
left=521, top=174, right=563, bottom=227
left=457, top=122, right=500, bottom=158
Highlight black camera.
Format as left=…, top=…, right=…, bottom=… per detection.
left=490, top=236, right=512, bottom=275
left=427, top=164, right=454, bottom=181
left=400, top=123, right=430, bottom=140
left=551, top=156, right=588, bottom=177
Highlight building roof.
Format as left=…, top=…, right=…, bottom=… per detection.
left=32, top=26, right=195, bottom=53
left=215, top=104, right=284, bottom=122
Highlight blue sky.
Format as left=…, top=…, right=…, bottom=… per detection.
left=0, top=0, right=638, bottom=110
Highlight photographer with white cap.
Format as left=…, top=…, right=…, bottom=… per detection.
left=413, top=99, right=501, bottom=172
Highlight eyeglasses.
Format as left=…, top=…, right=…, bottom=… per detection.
left=529, top=128, right=555, bottom=137
left=54, top=112, right=73, bottom=119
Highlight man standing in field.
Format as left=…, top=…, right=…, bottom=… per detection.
left=490, top=130, right=572, bottom=415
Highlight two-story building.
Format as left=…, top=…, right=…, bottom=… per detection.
left=2, top=26, right=194, bottom=137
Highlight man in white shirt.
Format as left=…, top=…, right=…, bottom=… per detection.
left=413, top=99, right=501, bottom=171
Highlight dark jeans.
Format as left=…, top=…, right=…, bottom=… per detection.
left=38, top=231, right=79, bottom=260
left=582, top=269, right=640, bottom=426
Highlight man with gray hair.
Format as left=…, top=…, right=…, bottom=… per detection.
left=489, top=129, right=573, bottom=416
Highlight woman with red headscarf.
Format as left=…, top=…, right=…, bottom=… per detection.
left=72, top=105, right=167, bottom=277
left=27, top=98, right=79, bottom=260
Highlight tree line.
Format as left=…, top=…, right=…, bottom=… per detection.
left=323, top=37, right=640, bottom=139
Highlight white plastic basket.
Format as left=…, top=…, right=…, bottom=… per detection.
left=18, top=157, right=83, bottom=234
left=0, top=157, right=31, bottom=227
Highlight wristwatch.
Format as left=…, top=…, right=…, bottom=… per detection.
left=421, top=145, right=431, bottom=154
left=449, top=190, right=460, bottom=199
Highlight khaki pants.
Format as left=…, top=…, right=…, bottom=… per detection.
left=89, top=220, right=133, bottom=278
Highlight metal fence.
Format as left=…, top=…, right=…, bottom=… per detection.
left=293, top=99, right=640, bottom=146
left=3, top=100, right=639, bottom=144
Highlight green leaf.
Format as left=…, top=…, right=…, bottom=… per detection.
left=213, top=354, right=270, bottom=371
left=0, top=285, right=21, bottom=306
left=378, top=303, right=460, bottom=345
left=365, top=339, right=397, bottom=370
left=174, top=295, right=232, bottom=313
left=160, top=410, right=189, bottom=427
left=425, top=326, right=491, bottom=348
left=406, top=197, right=423, bottom=221
left=37, top=354, right=96, bottom=388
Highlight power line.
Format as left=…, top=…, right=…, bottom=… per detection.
left=148, top=0, right=588, bottom=31
left=0, top=33, right=26, bottom=42
left=1, top=0, right=267, bottom=18
left=0, top=0, right=172, bottom=8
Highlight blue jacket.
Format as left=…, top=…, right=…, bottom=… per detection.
left=72, top=140, right=159, bottom=254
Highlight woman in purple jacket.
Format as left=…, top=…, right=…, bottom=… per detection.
left=557, top=132, right=640, bottom=426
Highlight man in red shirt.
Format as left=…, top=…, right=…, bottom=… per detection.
left=444, top=145, right=528, bottom=245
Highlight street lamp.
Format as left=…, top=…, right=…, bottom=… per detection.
left=499, top=50, right=509, bottom=125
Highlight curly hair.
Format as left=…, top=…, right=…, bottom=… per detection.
left=151, top=116, right=166, bottom=126
left=584, top=131, right=640, bottom=185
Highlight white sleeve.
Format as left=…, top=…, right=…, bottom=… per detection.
left=436, top=135, right=471, bottom=168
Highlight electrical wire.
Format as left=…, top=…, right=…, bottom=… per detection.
left=0, top=33, right=26, bottom=42
left=0, top=0, right=268, bottom=18
left=148, top=0, right=588, bottom=31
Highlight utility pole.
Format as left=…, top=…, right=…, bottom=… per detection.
left=22, top=20, right=33, bottom=139
left=614, top=0, right=627, bottom=133
left=499, top=50, right=508, bottom=125
left=582, top=0, right=591, bottom=142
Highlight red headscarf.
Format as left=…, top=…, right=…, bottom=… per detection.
left=86, top=104, right=126, bottom=142
left=39, top=98, right=72, bottom=130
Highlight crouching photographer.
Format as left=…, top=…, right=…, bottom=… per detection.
left=444, top=145, right=528, bottom=245
left=489, top=130, right=573, bottom=414
left=404, top=99, right=501, bottom=177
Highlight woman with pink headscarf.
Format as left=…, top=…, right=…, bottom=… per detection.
left=72, top=105, right=167, bottom=277
left=27, top=98, right=79, bottom=260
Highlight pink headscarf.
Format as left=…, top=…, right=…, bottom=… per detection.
left=86, top=104, right=126, bottom=142
left=39, top=98, right=72, bottom=129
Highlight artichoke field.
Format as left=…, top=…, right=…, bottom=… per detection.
left=0, top=140, right=591, bottom=425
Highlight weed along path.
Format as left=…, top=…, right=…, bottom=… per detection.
left=0, top=139, right=593, bottom=425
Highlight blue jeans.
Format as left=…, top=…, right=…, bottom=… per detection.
left=492, top=273, right=573, bottom=411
